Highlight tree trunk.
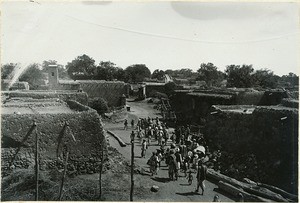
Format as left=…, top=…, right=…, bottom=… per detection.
left=207, top=169, right=288, bottom=202
left=218, top=181, right=272, bottom=202
left=257, top=183, right=298, bottom=201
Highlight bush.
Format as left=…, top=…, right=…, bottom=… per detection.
left=88, top=97, right=109, bottom=115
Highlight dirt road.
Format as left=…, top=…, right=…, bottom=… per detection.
left=104, top=100, right=235, bottom=202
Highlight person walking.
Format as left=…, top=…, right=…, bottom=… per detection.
left=195, top=159, right=207, bottom=195
left=131, top=119, right=135, bottom=129
left=149, top=152, right=159, bottom=176
left=124, top=119, right=128, bottom=130
left=187, top=170, right=193, bottom=185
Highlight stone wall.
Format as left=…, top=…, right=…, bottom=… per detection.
left=2, top=91, right=88, bottom=105
left=204, top=106, right=298, bottom=193
left=1, top=101, right=107, bottom=176
left=170, top=91, right=234, bottom=124
left=77, top=80, right=126, bottom=107
left=145, top=84, right=166, bottom=97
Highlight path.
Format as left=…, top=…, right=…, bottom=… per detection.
left=104, top=100, right=234, bottom=202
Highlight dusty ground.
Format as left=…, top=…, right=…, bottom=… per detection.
left=1, top=99, right=235, bottom=201
left=103, top=99, right=235, bottom=202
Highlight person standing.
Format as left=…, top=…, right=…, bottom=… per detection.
left=141, top=140, right=147, bottom=158
left=131, top=119, right=135, bottom=129
left=195, top=160, right=207, bottom=195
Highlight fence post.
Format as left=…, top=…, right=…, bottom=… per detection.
left=58, top=150, right=69, bottom=201
left=34, top=121, right=39, bottom=201
left=130, top=131, right=135, bottom=201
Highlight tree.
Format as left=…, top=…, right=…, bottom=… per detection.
left=42, top=60, right=69, bottom=79
left=151, top=69, right=165, bottom=81
left=225, top=64, right=255, bottom=88
left=124, top=64, right=151, bottom=83
left=164, top=82, right=176, bottom=96
left=66, top=54, right=96, bottom=80
left=252, top=69, right=279, bottom=89
left=88, top=97, right=109, bottom=115
left=95, top=61, right=125, bottom=81
left=197, top=63, right=225, bottom=87
left=1, top=63, right=19, bottom=79
left=19, top=63, right=46, bottom=90
left=165, top=68, right=197, bottom=78
left=281, top=72, right=299, bottom=87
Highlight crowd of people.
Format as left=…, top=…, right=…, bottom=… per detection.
left=124, top=117, right=212, bottom=195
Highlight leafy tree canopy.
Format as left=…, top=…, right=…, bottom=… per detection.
left=165, top=68, right=196, bottom=78
left=252, top=69, right=279, bottom=89
left=125, top=64, right=151, bottom=83
left=197, top=63, right=225, bottom=87
left=66, top=54, right=96, bottom=80
left=95, top=61, right=125, bottom=81
left=1, top=63, right=20, bottom=80
left=19, top=63, right=46, bottom=89
left=225, top=64, right=255, bottom=88
left=151, top=69, right=165, bottom=81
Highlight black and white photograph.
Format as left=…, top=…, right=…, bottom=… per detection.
left=1, top=1, right=299, bottom=201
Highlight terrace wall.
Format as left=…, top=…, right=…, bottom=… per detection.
left=1, top=101, right=107, bottom=176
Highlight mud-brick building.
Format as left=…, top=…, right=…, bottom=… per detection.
left=46, top=65, right=126, bottom=107
left=1, top=98, right=107, bottom=176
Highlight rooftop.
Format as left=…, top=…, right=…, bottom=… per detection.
left=2, top=98, right=77, bottom=115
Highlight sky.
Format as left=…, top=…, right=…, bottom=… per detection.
left=1, top=1, right=300, bottom=76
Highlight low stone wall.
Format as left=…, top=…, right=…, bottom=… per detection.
left=204, top=106, right=298, bottom=193
left=1, top=101, right=107, bottom=176
left=2, top=90, right=88, bottom=105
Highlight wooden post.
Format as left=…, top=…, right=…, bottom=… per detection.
left=59, top=151, right=69, bottom=201
left=34, top=121, right=39, bottom=201
left=130, top=131, right=135, bottom=201
left=99, top=147, right=103, bottom=199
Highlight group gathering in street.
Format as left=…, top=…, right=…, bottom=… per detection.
left=124, top=117, right=215, bottom=196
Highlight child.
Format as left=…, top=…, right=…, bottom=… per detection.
left=187, top=170, right=193, bottom=185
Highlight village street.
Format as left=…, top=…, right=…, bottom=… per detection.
left=104, top=100, right=234, bottom=202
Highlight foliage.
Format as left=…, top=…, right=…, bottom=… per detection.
left=42, top=60, right=69, bottom=79
left=66, top=55, right=96, bottom=80
left=164, top=82, right=176, bottom=96
left=165, top=68, right=197, bottom=79
left=252, top=69, right=279, bottom=89
left=88, top=97, right=109, bottom=115
left=1, top=63, right=20, bottom=79
left=95, top=61, right=125, bottom=81
left=197, top=63, right=225, bottom=87
left=280, top=72, right=299, bottom=87
left=225, top=64, right=255, bottom=88
left=124, top=64, right=151, bottom=83
left=151, top=69, right=165, bottom=81
left=19, top=63, right=46, bottom=90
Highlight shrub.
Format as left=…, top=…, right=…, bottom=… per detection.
left=88, top=97, right=109, bottom=115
